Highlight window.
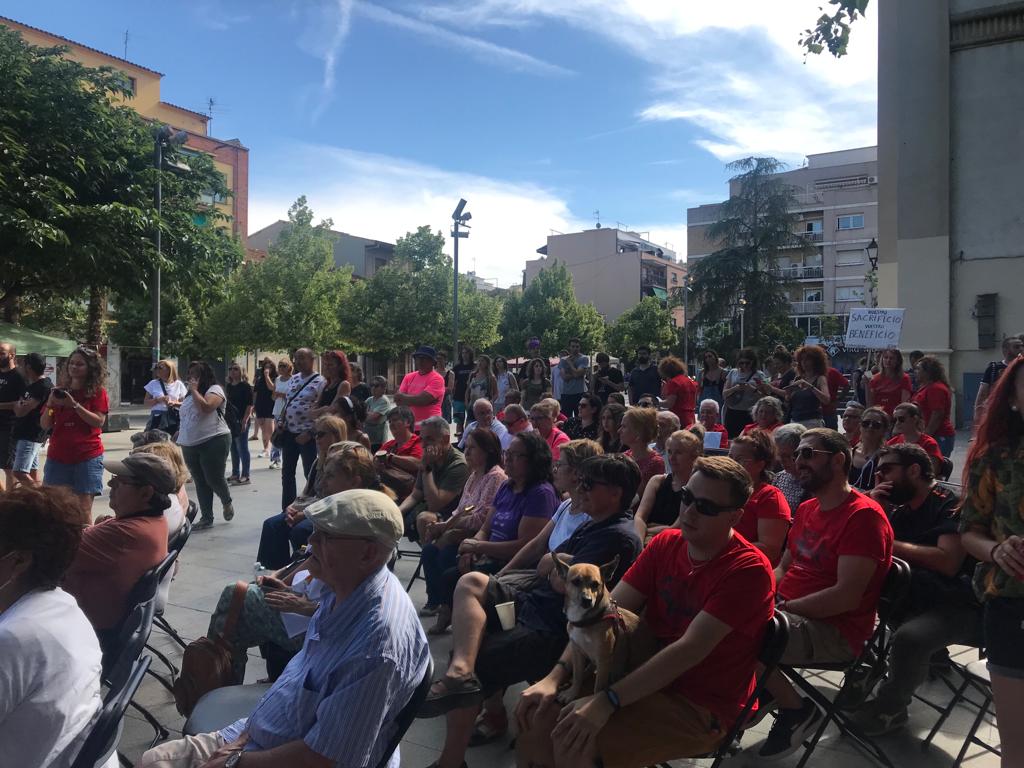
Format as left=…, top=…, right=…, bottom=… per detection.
left=836, top=249, right=865, bottom=266
left=836, top=286, right=865, bottom=302
left=200, top=190, right=227, bottom=206
left=804, top=289, right=823, bottom=302
left=837, top=214, right=865, bottom=230
left=804, top=220, right=823, bottom=234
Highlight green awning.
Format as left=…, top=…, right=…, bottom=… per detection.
left=651, top=286, right=668, bottom=300
left=0, top=321, right=78, bottom=357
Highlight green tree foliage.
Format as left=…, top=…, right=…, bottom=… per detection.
left=688, top=156, right=812, bottom=354
left=800, top=0, right=870, bottom=57
left=606, top=297, right=677, bottom=359
left=498, top=262, right=605, bottom=357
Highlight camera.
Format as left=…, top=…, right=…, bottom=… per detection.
left=53, top=389, right=68, bottom=399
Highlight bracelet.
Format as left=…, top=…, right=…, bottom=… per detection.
left=990, top=542, right=1001, bottom=563
left=554, top=659, right=571, bottom=676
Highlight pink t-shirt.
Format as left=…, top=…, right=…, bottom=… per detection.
left=398, top=370, right=445, bottom=428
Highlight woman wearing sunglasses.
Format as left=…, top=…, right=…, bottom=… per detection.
left=887, top=402, right=943, bottom=476
left=850, top=407, right=891, bottom=491
left=562, top=394, right=601, bottom=441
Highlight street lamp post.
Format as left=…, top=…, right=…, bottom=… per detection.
left=738, top=298, right=747, bottom=348
left=451, top=198, right=472, bottom=358
left=866, top=237, right=879, bottom=308
left=152, top=125, right=188, bottom=368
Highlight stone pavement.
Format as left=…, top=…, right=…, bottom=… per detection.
left=81, top=418, right=996, bottom=767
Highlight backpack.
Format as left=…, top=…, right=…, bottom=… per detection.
left=172, top=581, right=247, bottom=716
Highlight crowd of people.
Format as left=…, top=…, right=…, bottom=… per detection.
left=1, top=332, right=1023, bottom=768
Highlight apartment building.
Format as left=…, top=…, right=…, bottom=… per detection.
left=524, top=227, right=686, bottom=325
left=248, top=221, right=395, bottom=279
left=687, top=147, right=878, bottom=340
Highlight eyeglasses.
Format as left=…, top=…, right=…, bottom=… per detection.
left=679, top=486, right=735, bottom=517
left=794, top=447, right=836, bottom=461
left=529, top=414, right=550, bottom=422
left=577, top=476, right=614, bottom=492
left=861, top=420, right=885, bottom=430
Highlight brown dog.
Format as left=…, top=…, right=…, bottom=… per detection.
left=552, top=553, right=656, bottom=704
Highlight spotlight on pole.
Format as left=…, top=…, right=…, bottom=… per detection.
left=451, top=198, right=472, bottom=361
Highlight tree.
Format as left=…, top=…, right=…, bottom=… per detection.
left=800, top=0, right=870, bottom=58
left=498, top=262, right=605, bottom=357
left=606, top=297, right=677, bottom=359
left=688, top=156, right=813, bottom=356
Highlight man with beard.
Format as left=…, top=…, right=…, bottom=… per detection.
left=628, top=346, right=661, bottom=405
left=847, top=444, right=981, bottom=735
left=754, top=428, right=893, bottom=761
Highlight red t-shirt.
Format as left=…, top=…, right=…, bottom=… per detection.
left=868, top=373, right=912, bottom=416
left=381, top=432, right=423, bottom=458
left=545, top=427, right=570, bottom=460
left=886, top=433, right=942, bottom=463
left=779, top=490, right=893, bottom=652
left=740, top=422, right=780, bottom=437
left=823, top=368, right=849, bottom=416
left=704, top=423, right=730, bottom=449
left=623, top=530, right=775, bottom=728
left=662, top=374, right=697, bottom=426
left=625, top=449, right=666, bottom=497
left=912, top=382, right=955, bottom=437
left=735, top=483, right=792, bottom=545
left=398, top=370, right=445, bottom=428
left=47, top=388, right=109, bottom=464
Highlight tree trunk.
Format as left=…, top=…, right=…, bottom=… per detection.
left=86, top=285, right=107, bottom=345
left=0, top=292, right=23, bottom=324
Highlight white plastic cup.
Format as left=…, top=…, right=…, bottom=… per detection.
left=495, top=601, right=516, bottom=631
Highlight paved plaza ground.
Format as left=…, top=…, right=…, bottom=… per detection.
left=85, top=410, right=998, bottom=767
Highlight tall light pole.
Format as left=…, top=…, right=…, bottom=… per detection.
left=738, top=298, right=747, bottom=349
left=866, top=237, right=879, bottom=308
left=682, top=274, right=691, bottom=367
left=451, top=199, right=472, bottom=358
left=152, top=125, right=188, bottom=367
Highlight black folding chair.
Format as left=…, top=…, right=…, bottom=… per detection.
left=185, top=499, right=198, bottom=523
left=71, top=656, right=152, bottom=768
left=374, top=656, right=434, bottom=768
left=152, top=518, right=194, bottom=651
left=921, top=656, right=1001, bottom=766
left=657, top=612, right=790, bottom=768
left=780, top=557, right=912, bottom=768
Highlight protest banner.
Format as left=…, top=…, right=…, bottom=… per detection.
left=844, top=308, right=905, bottom=350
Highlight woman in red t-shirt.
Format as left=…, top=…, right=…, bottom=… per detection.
left=619, top=407, right=665, bottom=498
left=887, top=402, right=944, bottom=475
left=912, top=355, right=956, bottom=457
left=741, top=396, right=785, bottom=437
left=40, top=347, right=109, bottom=522
left=728, top=430, right=791, bottom=564
left=657, top=355, right=697, bottom=427
left=374, top=405, right=424, bottom=503
left=866, top=348, right=912, bottom=416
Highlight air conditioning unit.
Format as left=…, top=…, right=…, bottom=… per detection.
left=867, top=176, right=878, bottom=184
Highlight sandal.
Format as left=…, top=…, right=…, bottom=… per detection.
left=468, top=708, right=508, bottom=746
left=417, top=673, right=484, bottom=718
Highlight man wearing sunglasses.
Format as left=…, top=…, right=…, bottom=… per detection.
left=756, top=428, right=893, bottom=761
left=848, top=444, right=979, bottom=736
left=517, top=456, right=775, bottom=768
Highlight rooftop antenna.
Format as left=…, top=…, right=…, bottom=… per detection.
left=594, top=209, right=601, bottom=229
left=207, top=98, right=216, bottom=131
left=123, top=29, right=129, bottom=59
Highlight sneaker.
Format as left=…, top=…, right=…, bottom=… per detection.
left=238, top=477, right=251, bottom=485
left=223, top=503, right=235, bottom=521
left=227, top=476, right=241, bottom=486
left=193, top=518, right=214, bottom=530
left=269, top=461, right=281, bottom=470
left=256, top=451, right=267, bottom=459
left=741, top=691, right=778, bottom=730
left=836, top=660, right=887, bottom=711
left=757, top=698, right=823, bottom=761
left=849, top=700, right=909, bottom=737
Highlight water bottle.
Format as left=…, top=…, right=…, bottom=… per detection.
left=253, top=561, right=264, bottom=580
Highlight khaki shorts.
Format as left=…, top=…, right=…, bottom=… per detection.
left=778, top=610, right=855, bottom=666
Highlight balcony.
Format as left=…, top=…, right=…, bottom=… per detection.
left=790, top=301, right=825, bottom=315
left=774, top=265, right=824, bottom=280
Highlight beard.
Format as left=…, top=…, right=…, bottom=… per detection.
left=798, top=461, right=834, bottom=492
left=887, top=480, right=916, bottom=505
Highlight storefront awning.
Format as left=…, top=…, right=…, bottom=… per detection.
left=0, top=321, right=78, bottom=357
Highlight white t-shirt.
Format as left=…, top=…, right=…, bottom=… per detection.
left=176, top=384, right=230, bottom=446
left=547, top=498, right=591, bottom=551
left=0, top=588, right=103, bottom=768
left=272, top=377, right=290, bottom=419
left=144, top=378, right=188, bottom=413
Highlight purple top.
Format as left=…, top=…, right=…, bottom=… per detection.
left=489, top=480, right=558, bottom=543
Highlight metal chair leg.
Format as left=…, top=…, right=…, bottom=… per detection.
left=153, top=614, right=189, bottom=649
left=146, top=641, right=179, bottom=678
left=129, top=699, right=170, bottom=747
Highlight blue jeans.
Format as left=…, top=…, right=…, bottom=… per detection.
left=257, top=512, right=314, bottom=570
left=230, top=433, right=251, bottom=478
left=935, top=434, right=955, bottom=458
left=421, top=542, right=460, bottom=607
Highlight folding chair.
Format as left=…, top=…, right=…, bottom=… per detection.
left=152, top=518, right=194, bottom=651
left=657, top=612, right=790, bottom=768
left=921, top=656, right=1001, bottom=766
left=71, top=656, right=152, bottom=768
left=780, top=557, right=912, bottom=768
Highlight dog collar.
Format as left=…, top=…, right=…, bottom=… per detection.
left=567, top=599, right=625, bottom=629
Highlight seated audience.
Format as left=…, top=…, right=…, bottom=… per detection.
left=607, top=392, right=627, bottom=406
left=419, top=429, right=507, bottom=616
left=516, top=456, right=776, bottom=768
left=741, top=396, right=785, bottom=437
left=375, top=405, right=423, bottom=502
left=562, top=393, right=602, bottom=441
left=599, top=402, right=626, bottom=453
left=495, top=389, right=521, bottom=422
left=757, top=428, right=893, bottom=760
left=529, top=401, right=570, bottom=460
left=416, top=455, right=644, bottom=768
left=426, top=431, right=558, bottom=634
left=887, top=402, right=943, bottom=475
left=658, top=355, right=697, bottom=427
left=770, top=423, right=808, bottom=515
left=334, top=394, right=372, bottom=451
left=363, top=376, right=392, bottom=452
left=132, top=439, right=190, bottom=538
left=697, top=398, right=730, bottom=449
left=137, top=489, right=431, bottom=768
left=458, top=398, right=512, bottom=451
left=849, top=406, right=891, bottom=491
left=840, top=401, right=864, bottom=447
left=619, top=406, right=665, bottom=498
left=635, top=430, right=703, bottom=542
left=399, top=416, right=470, bottom=543
left=501, top=403, right=532, bottom=437
left=728, top=430, right=791, bottom=565
left=652, top=410, right=681, bottom=464
left=257, top=415, right=348, bottom=569
left=0, top=486, right=103, bottom=768
left=849, top=444, right=980, bottom=735
left=63, top=453, right=174, bottom=651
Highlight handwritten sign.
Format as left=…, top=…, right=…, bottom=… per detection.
left=845, top=309, right=905, bottom=350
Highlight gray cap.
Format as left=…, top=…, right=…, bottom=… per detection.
left=304, top=489, right=404, bottom=545
left=104, top=453, right=177, bottom=495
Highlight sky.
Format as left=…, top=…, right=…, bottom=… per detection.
left=6, top=0, right=877, bottom=288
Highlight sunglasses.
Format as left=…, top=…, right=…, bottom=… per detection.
left=794, top=447, right=836, bottom=461
left=679, top=486, right=734, bottom=517
left=861, top=420, right=885, bottom=429
left=577, top=476, right=614, bottom=491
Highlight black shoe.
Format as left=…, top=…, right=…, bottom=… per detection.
left=741, top=690, right=778, bottom=730
left=193, top=518, right=214, bottom=530
left=757, top=698, right=823, bottom=761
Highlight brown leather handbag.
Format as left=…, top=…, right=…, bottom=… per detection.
left=172, top=580, right=247, bottom=716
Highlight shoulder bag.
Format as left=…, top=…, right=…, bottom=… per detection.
left=155, top=380, right=181, bottom=434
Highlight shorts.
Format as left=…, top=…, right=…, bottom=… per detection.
left=778, top=610, right=856, bottom=666
left=453, top=400, right=467, bottom=418
left=11, top=439, right=42, bottom=473
left=984, top=597, right=1024, bottom=678
left=43, top=454, right=105, bottom=495
left=0, top=428, right=11, bottom=470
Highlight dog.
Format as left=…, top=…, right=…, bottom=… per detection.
left=553, top=553, right=656, bottom=704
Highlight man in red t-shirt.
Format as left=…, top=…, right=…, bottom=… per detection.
left=394, top=345, right=446, bottom=429
left=756, top=428, right=893, bottom=761
left=516, top=456, right=775, bottom=768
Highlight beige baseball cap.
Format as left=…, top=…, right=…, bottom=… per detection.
left=304, top=489, right=404, bottom=545
left=103, top=453, right=177, bottom=495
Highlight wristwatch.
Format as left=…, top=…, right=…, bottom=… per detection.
left=225, top=751, right=243, bottom=768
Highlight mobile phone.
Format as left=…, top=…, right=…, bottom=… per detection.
left=53, top=389, right=68, bottom=399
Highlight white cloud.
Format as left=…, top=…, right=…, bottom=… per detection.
left=249, top=145, right=584, bottom=288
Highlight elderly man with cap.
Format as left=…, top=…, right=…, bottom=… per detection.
left=62, top=453, right=174, bottom=651
left=395, top=345, right=446, bottom=430
left=137, top=489, right=431, bottom=768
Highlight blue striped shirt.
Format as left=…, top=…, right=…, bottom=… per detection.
left=220, top=567, right=429, bottom=767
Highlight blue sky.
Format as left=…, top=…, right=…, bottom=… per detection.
left=5, top=0, right=877, bottom=287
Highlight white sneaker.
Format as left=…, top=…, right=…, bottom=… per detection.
left=256, top=451, right=266, bottom=458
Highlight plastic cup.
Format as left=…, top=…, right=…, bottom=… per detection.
left=495, top=601, right=516, bottom=631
